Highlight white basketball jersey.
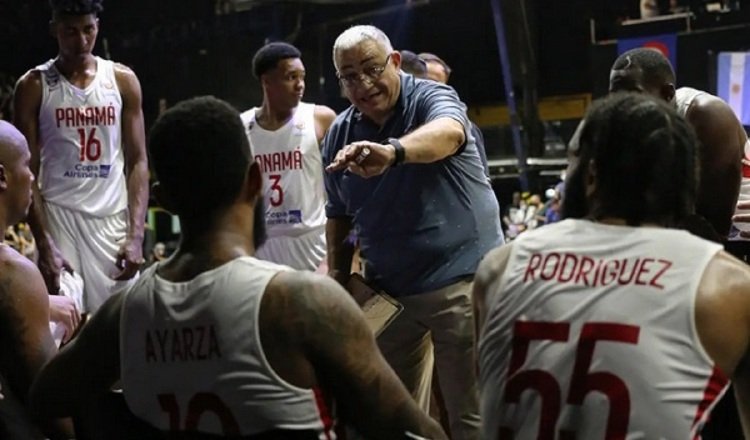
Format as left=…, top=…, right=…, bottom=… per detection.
left=37, top=57, right=127, bottom=217
left=479, top=219, right=727, bottom=440
left=120, top=257, right=335, bottom=438
left=675, top=87, right=705, bottom=119
left=241, top=103, right=326, bottom=238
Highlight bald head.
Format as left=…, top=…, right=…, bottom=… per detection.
left=0, top=121, right=33, bottom=226
left=0, top=121, right=28, bottom=160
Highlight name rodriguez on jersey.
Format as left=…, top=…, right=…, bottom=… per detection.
left=522, top=252, right=673, bottom=289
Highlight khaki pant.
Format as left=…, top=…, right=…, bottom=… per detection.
left=377, top=280, right=480, bottom=440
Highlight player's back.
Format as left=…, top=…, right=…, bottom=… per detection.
left=478, top=219, right=727, bottom=439
left=119, top=256, right=334, bottom=438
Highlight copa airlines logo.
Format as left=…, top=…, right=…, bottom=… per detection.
left=44, top=69, right=61, bottom=88
left=267, top=209, right=303, bottom=226
left=63, top=164, right=112, bottom=179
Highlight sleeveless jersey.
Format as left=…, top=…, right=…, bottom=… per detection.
left=732, top=136, right=750, bottom=238
left=479, top=219, right=727, bottom=440
left=240, top=103, right=326, bottom=238
left=36, top=57, right=127, bottom=217
left=120, top=257, right=335, bottom=438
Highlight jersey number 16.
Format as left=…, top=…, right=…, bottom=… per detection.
left=77, top=127, right=102, bottom=162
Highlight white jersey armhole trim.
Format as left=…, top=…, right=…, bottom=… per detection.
left=253, top=270, right=316, bottom=395
left=689, top=246, right=726, bottom=369
left=481, top=242, right=520, bottom=339
left=107, top=58, right=123, bottom=97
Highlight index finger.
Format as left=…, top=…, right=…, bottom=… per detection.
left=326, top=147, right=358, bottom=173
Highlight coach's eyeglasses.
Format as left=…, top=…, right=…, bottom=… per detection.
left=337, top=54, right=392, bottom=88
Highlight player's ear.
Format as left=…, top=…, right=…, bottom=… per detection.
left=151, top=181, right=176, bottom=214
left=585, top=159, right=597, bottom=197
left=239, top=161, right=263, bottom=208
left=662, top=82, right=676, bottom=103
left=0, top=165, right=7, bottom=191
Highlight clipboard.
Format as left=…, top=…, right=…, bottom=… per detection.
left=346, top=273, right=404, bottom=337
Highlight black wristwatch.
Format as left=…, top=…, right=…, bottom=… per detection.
left=387, top=138, right=406, bottom=167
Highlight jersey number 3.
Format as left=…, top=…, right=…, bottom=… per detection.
left=77, top=127, right=102, bottom=162
left=159, top=392, right=240, bottom=435
left=268, top=174, right=284, bottom=207
left=500, top=321, right=640, bottom=440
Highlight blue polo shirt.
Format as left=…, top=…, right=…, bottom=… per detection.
left=322, top=73, right=503, bottom=296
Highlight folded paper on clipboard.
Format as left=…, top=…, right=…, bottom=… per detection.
left=347, top=273, right=403, bottom=337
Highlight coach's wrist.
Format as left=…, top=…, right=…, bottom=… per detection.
left=387, top=138, right=405, bottom=167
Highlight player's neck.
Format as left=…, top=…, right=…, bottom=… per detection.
left=159, top=229, right=256, bottom=282
left=54, top=53, right=96, bottom=77
left=257, top=101, right=296, bottom=130
left=595, top=216, right=664, bottom=228
left=171, top=208, right=257, bottom=262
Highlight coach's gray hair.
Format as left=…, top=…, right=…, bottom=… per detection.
left=333, top=25, right=394, bottom=70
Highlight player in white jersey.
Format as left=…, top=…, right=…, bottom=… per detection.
left=609, top=53, right=750, bottom=438
left=29, top=97, right=447, bottom=440
left=13, top=0, right=149, bottom=313
left=608, top=48, right=746, bottom=242
left=474, top=93, right=750, bottom=439
left=240, top=42, right=336, bottom=271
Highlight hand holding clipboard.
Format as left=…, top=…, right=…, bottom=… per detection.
left=346, top=273, right=403, bottom=337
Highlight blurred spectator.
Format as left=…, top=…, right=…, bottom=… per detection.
left=419, top=52, right=452, bottom=84
left=640, top=0, right=676, bottom=17
left=544, top=183, right=563, bottom=225
left=400, top=50, right=428, bottom=78
left=5, top=223, right=37, bottom=261
left=502, top=192, right=549, bottom=239
left=146, top=242, right=166, bottom=267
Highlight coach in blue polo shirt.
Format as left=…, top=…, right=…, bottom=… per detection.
left=322, top=25, right=502, bottom=440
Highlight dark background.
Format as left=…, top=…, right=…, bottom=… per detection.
left=0, top=0, right=592, bottom=126
left=3, top=1, right=748, bottom=130
left=2, top=0, right=750, bottom=203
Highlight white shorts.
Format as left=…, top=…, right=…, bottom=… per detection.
left=49, top=270, right=84, bottom=347
left=45, top=202, right=138, bottom=313
left=255, top=226, right=326, bottom=271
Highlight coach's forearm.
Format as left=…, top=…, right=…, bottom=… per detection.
left=397, top=117, right=465, bottom=164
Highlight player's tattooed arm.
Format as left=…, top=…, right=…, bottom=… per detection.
left=262, top=272, right=447, bottom=440
left=0, top=251, right=72, bottom=438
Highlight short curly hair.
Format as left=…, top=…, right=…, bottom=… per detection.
left=149, top=96, right=251, bottom=218
left=562, top=92, right=698, bottom=227
left=252, top=42, right=301, bottom=79
left=49, top=0, right=103, bottom=17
